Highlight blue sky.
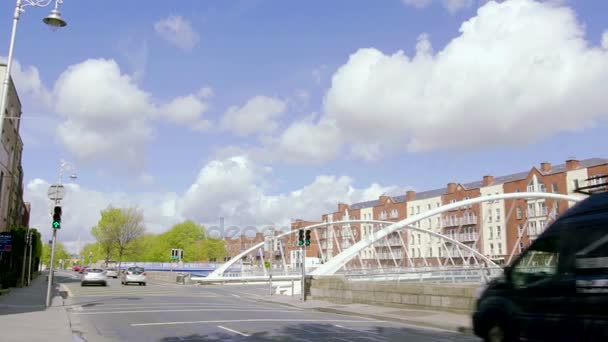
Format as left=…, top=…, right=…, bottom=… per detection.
left=2, top=0, right=607, bottom=251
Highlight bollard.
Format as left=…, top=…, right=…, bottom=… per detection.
left=291, top=280, right=294, bottom=297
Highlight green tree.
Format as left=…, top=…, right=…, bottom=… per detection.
left=201, top=238, right=227, bottom=262
left=91, top=206, right=146, bottom=270
left=91, top=206, right=121, bottom=266
left=160, top=220, right=206, bottom=262
left=42, top=241, right=70, bottom=269
left=111, top=207, right=145, bottom=271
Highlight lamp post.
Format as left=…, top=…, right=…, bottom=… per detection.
left=45, top=159, right=76, bottom=307
left=0, top=0, right=67, bottom=140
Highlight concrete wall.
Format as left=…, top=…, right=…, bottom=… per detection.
left=308, top=276, right=478, bottom=314
left=145, top=271, right=179, bottom=283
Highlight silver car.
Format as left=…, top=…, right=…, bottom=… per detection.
left=121, top=266, right=146, bottom=286
left=81, top=268, right=107, bottom=286
left=105, top=268, right=118, bottom=278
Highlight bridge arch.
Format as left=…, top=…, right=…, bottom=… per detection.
left=310, top=192, right=583, bottom=276
left=206, top=216, right=504, bottom=279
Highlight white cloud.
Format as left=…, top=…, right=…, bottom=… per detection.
left=0, top=57, right=51, bottom=109
left=290, top=0, right=608, bottom=162
left=221, top=95, right=287, bottom=136
left=277, top=117, right=343, bottom=163
left=51, top=58, right=212, bottom=174
left=25, top=156, right=400, bottom=253
left=53, top=59, right=155, bottom=174
left=154, top=15, right=200, bottom=51
left=157, top=87, right=212, bottom=131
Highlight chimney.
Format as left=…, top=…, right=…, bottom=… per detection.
left=566, top=159, right=580, bottom=171
left=447, top=182, right=457, bottom=194
left=482, top=175, right=494, bottom=187
left=406, top=190, right=416, bottom=201
left=540, top=162, right=552, bottom=173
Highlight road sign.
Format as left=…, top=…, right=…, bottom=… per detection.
left=0, top=232, right=12, bottom=252
left=47, top=184, right=66, bottom=201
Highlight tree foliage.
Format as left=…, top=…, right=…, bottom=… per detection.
left=42, top=241, right=70, bottom=268
left=90, top=206, right=146, bottom=269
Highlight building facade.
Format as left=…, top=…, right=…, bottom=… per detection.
left=0, top=64, right=28, bottom=232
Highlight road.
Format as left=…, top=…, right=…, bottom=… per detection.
left=59, top=273, right=480, bottom=341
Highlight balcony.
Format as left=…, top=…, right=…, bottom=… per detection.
left=443, top=216, right=478, bottom=227
left=527, top=208, right=548, bottom=218
left=445, top=233, right=479, bottom=243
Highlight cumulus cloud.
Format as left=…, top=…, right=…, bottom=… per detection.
left=154, top=15, right=200, bottom=51
left=0, top=57, right=51, bottom=109
left=51, top=58, right=212, bottom=175
left=277, top=117, right=343, bottom=163
left=221, top=95, right=287, bottom=136
left=26, top=156, right=400, bottom=252
left=284, top=0, right=608, bottom=162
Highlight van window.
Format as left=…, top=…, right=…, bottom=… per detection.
left=511, top=236, right=559, bottom=288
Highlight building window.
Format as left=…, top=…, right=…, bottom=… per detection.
left=552, top=183, right=558, bottom=193
left=496, top=226, right=501, bottom=238
left=527, top=182, right=535, bottom=192
left=498, top=243, right=502, bottom=255
left=490, top=243, right=494, bottom=255
left=518, top=224, right=524, bottom=236
left=390, top=209, right=398, bottom=218
left=489, top=227, right=493, bottom=239
left=410, top=207, right=414, bottom=215
left=528, top=203, right=535, bottom=217
left=488, top=209, right=492, bottom=222
left=495, top=208, right=500, bottom=222
left=427, top=204, right=431, bottom=210
left=518, top=242, right=524, bottom=253
left=450, top=199, right=456, bottom=204
left=516, top=207, right=523, bottom=219
left=538, top=183, right=546, bottom=192
left=416, top=205, right=420, bottom=214
left=574, top=179, right=580, bottom=189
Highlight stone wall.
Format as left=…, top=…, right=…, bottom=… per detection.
left=308, top=276, right=478, bottom=314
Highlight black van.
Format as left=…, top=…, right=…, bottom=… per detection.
left=472, top=189, right=608, bottom=341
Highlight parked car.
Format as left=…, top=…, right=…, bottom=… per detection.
left=105, top=268, right=118, bottom=278
left=72, top=265, right=81, bottom=272
left=79, top=266, right=89, bottom=274
left=472, top=189, right=608, bottom=342
left=121, top=266, right=146, bottom=286
left=81, top=268, right=107, bottom=286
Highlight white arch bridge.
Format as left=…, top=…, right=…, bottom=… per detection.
left=206, top=192, right=582, bottom=283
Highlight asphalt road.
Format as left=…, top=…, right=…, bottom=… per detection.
left=60, top=274, right=480, bottom=342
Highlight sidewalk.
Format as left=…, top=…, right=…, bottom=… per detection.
left=257, top=294, right=474, bottom=334
left=0, top=270, right=74, bottom=341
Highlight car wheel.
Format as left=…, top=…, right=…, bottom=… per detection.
left=142, top=282, right=146, bottom=286
left=484, top=319, right=514, bottom=342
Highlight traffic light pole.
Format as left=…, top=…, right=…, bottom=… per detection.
left=301, top=244, right=306, bottom=301
left=45, top=227, right=57, bottom=307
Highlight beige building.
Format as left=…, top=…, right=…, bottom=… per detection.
left=0, top=64, right=28, bottom=232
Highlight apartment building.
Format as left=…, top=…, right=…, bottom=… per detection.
left=313, top=157, right=608, bottom=268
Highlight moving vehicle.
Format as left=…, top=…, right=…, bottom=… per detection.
left=473, top=180, right=608, bottom=341
left=81, top=268, right=107, bottom=286
left=105, top=268, right=118, bottom=278
left=121, top=266, right=146, bottom=286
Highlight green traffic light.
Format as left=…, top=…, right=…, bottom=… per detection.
left=305, top=240, right=311, bottom=246
left=298, top=240, right=304, bottom=246
left=52, top=221, right=60, bottom=229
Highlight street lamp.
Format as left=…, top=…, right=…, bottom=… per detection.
left=0, top=0, right=67, bottom=142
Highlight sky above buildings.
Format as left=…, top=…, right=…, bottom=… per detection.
left=0, top=0, right=606, bottom=252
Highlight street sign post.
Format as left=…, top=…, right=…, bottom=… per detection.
left=47, top=184, right=66, bottom=201
left=0, top=232, right=12, bottom=252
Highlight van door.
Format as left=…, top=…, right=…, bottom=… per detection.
left=571, top=222, right=608, bottom=339
left=509, top=234, right=576, bottom=340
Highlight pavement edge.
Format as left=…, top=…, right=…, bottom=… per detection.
left=255, top=298, right=474, bottom=335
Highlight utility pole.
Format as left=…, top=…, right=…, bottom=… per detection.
left=301, top=244, right=306, bottom=301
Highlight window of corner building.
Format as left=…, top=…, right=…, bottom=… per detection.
left=552, top=183, right=558, bottom=193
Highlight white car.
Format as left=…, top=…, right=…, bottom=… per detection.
left=121, top=266, right=146, bottom=286
left=105, top=268, right=118, bottom=278
left=81, top=268, right=107, bottom=286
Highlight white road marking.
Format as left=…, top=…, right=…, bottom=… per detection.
left=68, top=302, right=258, bottom=308
left=74, top=308, right=300, bottom=315
left=217, top=325, right=250, bottom=337
left=131, top=319, right=381, bottom=327
left=231, top=294, right=240, bottom=298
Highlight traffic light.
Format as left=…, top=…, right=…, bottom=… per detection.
left=298, top=229, right=304, bottom=246
left=52, top=206, right=62, bottom=229
left=305, top=230, right=311, bottom=246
